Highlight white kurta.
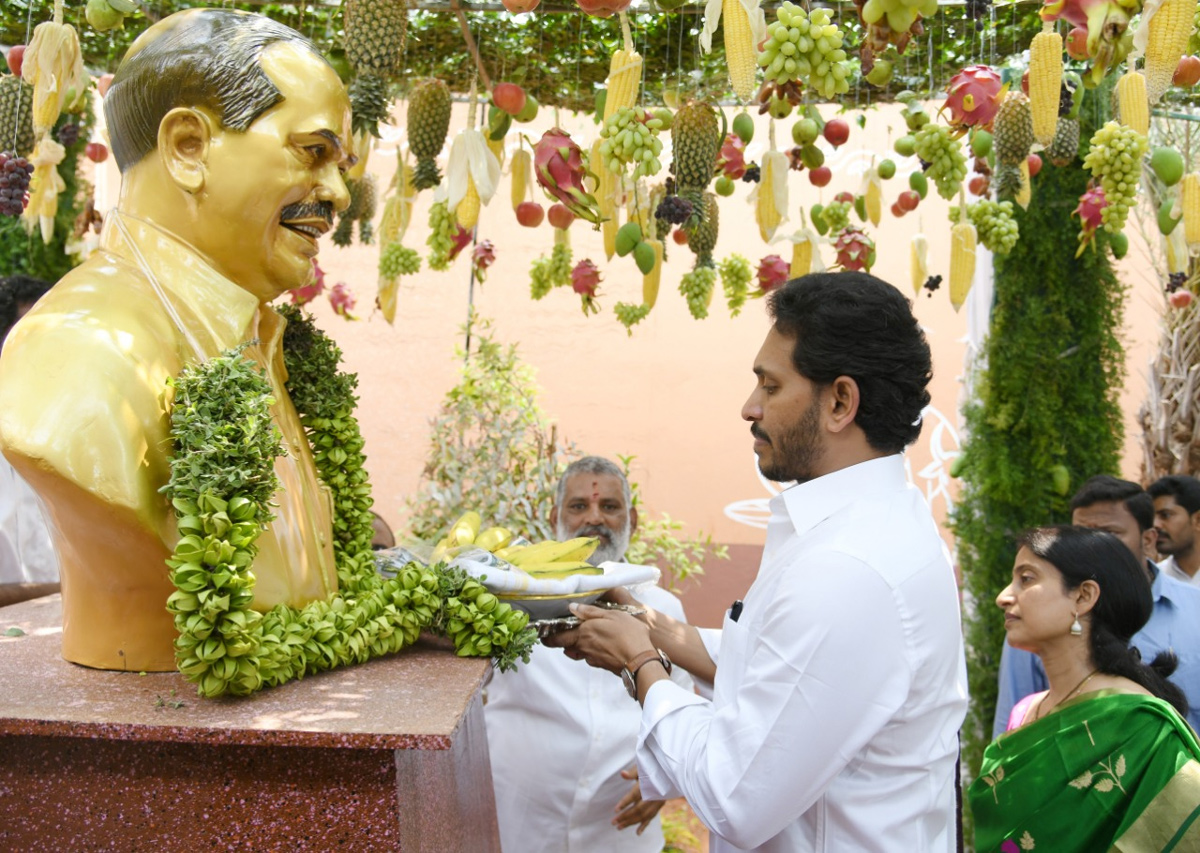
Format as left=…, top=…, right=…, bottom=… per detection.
left=637, top=455, right=968, bottom=852
left=0, top=455, right=58, bottom=584
left=485, top=584, right=693, bottom=853
left=1159, top=554, right=1200, bottom=587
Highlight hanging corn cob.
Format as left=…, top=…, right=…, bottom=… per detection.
left=911, top=234, right=929, bottom=295
left=949, top=203, right=977, bottom=311
left=446, top=93, right=501, bottom=232
left=592, top=137, right=621, bottom=260
left=722, top=0, right=766, bottom=103
left=1183, top=172, right=1200, bottom=252
left=789, top=233, right=814, bottom=278
left=1116, top=66, right=1150, bottom=136
left=863, top=167, right=883, bottom=227
left=604, top=14, right=643, bottom=120
left=642, top=238, right=664, bottom=308
left=1016, top=159, right=1033, bottom=210
left=510, top=147, right=531, bottom=210
left=1143, top=0, right=1195, bottom=103
left=22, top=136, right=65, bottom=243
left=756, top=147, right=788, bottom=242
left=1028, top=23, right=1063, bottom=147
left=21, top=0, right=84, bottom=139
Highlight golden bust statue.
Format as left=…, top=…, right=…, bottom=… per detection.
left=0, top=9, right=355, bottom=671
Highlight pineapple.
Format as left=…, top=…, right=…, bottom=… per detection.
left=344, top=0, right=408, bottom=137
left=993, top=92, right=1034, bottom=167
left=0, top=75, right=35, bottom=158
left=408, top=79, right=452, bottom=191
left=685, top=192, right=720, bottom=268
left=333, top=174, right=379, bottom=247
left=671, top=102, right=721, bottom=219
left=992, top=163, right=1023, bottom=200
left=1046, top=117, right=1080, bottom=167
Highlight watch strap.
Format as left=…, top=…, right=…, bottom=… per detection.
left=623, top=649, right=664, bottom=679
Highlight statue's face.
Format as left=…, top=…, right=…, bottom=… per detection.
left=194, top=42, right=352, bottom=301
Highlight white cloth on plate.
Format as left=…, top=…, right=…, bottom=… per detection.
left=452, top=558, right=659, bottom=596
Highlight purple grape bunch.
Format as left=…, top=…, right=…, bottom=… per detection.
left=0, top=152, right=34, bottom=217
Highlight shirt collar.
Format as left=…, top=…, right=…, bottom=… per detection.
left=100, top=210, right=266, bottom=356
left=769, top=455, right=910, bottom=539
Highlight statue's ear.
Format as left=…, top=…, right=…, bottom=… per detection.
left=157, top=107, right=213, bottom=194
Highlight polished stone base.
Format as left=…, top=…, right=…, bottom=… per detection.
left=0, top=595, right=499, bottom=851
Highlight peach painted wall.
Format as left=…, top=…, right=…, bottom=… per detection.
left=88, top=100, right=1169, bottom=553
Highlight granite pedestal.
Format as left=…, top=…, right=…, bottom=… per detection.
left=0, top=594, right=501, bottom=852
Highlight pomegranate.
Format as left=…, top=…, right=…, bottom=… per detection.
left=516, top=201, right=545, bottom=227
left=672, top=228, right=689, bottom=245
left=808, top=166, right=832, bottom=187
left=890, top=201, right=906, bottom=218
left=547, top=203, right=575, bottom=230
left=968, top=175, right=990, bottom=196
left=85, top=142, right=109, bottom=163
left=492, top=83, right=527, bottom=116
left=6, top=45, right=25, bottom=77
left=1066, top=27, right=1090, bottom=61
left=1170, top=289, right=1195, bottom=309
left=1027, top=153, right=1043, bottom=178
left=897, top=190, right=921, bottom=212
left=823, top=118, right=850, bottom=147
left=1174, top=55, right=1200, bottom=88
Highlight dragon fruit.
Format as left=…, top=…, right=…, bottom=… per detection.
left=1040, top=0, right=1133, bottom=85
left=834, top=227, right=876, bottom=273
left=447, top=221, right=473, bottom=263
left=943, top=66, right=1006, bottom=131
left=473, top=240, right=496, bottom=283
left=534, top=128, right=603, bottom=225
left=718, top=133, right=748, bottom=180
left=757, top=254, right=790, bottom=294
left=1073, top=185, right=1108, bottom=255
left=328, top=282, right=357, bottom=319
left=290, top=259, right=327, bottom=306
left=571, top=258, right=602, bottom=315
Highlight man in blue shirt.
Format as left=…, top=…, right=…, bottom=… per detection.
left=993, top=475, right=1200, bottom=736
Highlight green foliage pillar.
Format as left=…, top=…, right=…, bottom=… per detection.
left=951, top=162, right=1125, bottom=780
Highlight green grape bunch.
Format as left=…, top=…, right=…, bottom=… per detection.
left=1082, top=121, right=1148, bottom=233
left=427, top=201, right=458, bottom=271
left=914, top=124, right=967, bottom=200
left=758, top=3, right=851, bottom=100
left=679, top=267, right=718, bottom=320
left=614, top=302, right=652, bottom=333
left=719, top=254, right=753, bottom=316
left=379, top=243, right=421, bottom=279
left=964, top=200, right=1020, bottom=255
left=600, top=107, right=665, bottom=180
left=820, top=199, right=852, bottom=234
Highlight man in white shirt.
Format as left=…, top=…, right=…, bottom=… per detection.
left=0, top=276, right=59, bottom=607
left=483, top=456, right=694, bottom=852
left=547, top=272, right=968, bottom=852
left=1149, top=474, right=1200, bottom=585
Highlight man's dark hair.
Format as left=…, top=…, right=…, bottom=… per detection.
left=1148, top=474, right=1200, bottom=516
left=767, top=271, right=932, bottom=454
left=0, top=275, right=51, bottom=342
left=1070, top=475, right=1154, bottom=532
left=105, top=9, right=327, bottom=172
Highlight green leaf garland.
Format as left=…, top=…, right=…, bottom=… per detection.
left=162, top=308, right=536, bottom=697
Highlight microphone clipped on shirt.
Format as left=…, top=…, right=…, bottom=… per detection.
left=729, top=599, right=743, bottom=622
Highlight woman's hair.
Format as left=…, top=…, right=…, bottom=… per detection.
left=1020, top=525, right=1188, bottom=716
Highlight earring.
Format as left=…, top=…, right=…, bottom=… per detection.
left=1070, top=612, right=1083, bottom=637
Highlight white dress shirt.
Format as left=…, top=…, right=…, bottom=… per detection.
left=636, top=455, right=968, bottom=852
left=0, top=454, right=58, bottom=584
left=485, top=584, right=693, bottom=853
left=1159, top=554, right=1200, bottom=586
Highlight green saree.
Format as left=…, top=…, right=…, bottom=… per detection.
left=969, top=691, right=1200, bottom=852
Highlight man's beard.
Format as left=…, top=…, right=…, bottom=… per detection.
left=752, top=397, right=824, bottom=484
left=557, top=517, right=632, bottom=565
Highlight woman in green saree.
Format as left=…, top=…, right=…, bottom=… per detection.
left=969, top=525, right=1200, bottom=852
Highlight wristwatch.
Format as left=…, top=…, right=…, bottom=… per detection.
left=621, top=648, right=672, bottom=699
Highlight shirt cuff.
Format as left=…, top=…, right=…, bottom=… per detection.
left=636, top=679, right=710, bottom=800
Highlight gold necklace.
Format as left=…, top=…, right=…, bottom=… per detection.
left=1035, top=669, right=1099, bottom=721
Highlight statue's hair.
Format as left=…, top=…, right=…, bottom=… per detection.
left=104, top=9, right=327, bottom=172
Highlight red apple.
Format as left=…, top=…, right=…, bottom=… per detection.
left=85, top=142, right=109, bottom=163
left=1170, top=290, right=1194, bottom=309
left=672, top=228, right=689, bottom=245
left=492, top=83, right=527, bottom=117
left=574, top=0, right=632, bottom=16
left=823, top=118, right=850, bottom=147
left=968, top=175, right=990, bottom=196
left=1174, top=55, right=1200, bottom=88
left=1020, top=70, right=1030, bottom=96
left=502, top=0, right=540, bottom=11
left=547, top=203, right=575, bottom=230
left=1027, top=153, right=1043, bottom=178
left=890, top=201, right=906, bottom=218
left=808, top=166, right=832, bottom=187
left=96, top=73, right=115, bottom=98
left=1066, top=27, right=1090, bottom=61
left=834, top=191, right=855, bottom=205
left=6, top=45, right=25, bottom=77
left=516, top=201, right=544, bottom=227
left=897, top=190, right=920, bottom=212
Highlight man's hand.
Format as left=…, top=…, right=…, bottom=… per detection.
left=613, top=766, right=664, bottom=835
left=542, top=603, right=654, bottom=674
